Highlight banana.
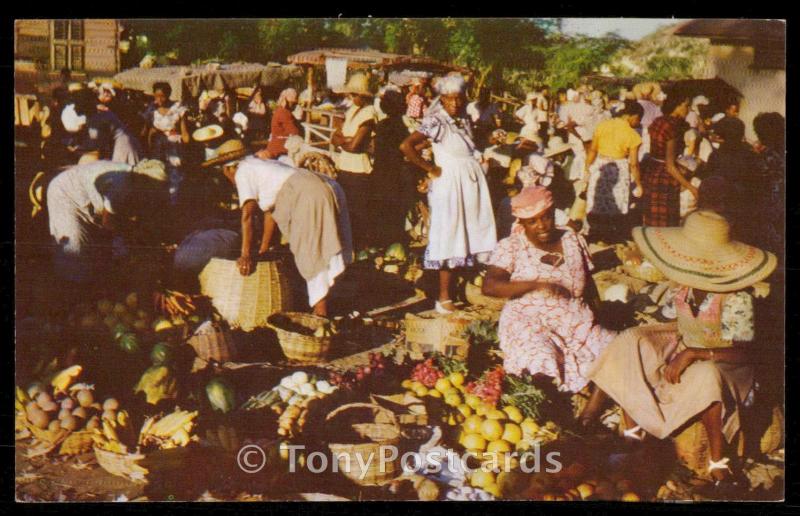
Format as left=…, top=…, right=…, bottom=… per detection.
left=139, top=415, right=156, bottom=443
left=16, top=386, right=30, bottom=404
left=117, top=410, right=129, bottom=428
left=103, top=420, right=119, bottom=442
left=171, top=429, right=190, bottom=447
left=50, top=365, right=83, bottom=394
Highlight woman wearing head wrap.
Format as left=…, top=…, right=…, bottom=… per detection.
left=401, top=74, right=497, bottom=313
left=47, top=159, right=169, bottom=283
left=581, top=211, right=777, bottom=493
left=482, top=186, right=616, bottom=392
left=258, top=88, right=302, bottom=159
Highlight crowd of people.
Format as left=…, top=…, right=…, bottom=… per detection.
left=27, top=66, right=784, bottom=491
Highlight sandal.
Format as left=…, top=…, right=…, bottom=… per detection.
left=435, top=300, right=456, bottom=314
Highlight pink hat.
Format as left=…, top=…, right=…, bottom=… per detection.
left=511, top=186, right=553, bottom=219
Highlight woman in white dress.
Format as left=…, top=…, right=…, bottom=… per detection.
left=401, top=75, right=497, bottom=313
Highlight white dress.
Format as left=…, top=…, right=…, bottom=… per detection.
left=417, top=106, right=497, bottom=269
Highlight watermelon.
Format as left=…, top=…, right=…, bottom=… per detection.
left=118, top=333, right=141, bottom=354
left=112, top=323, right=130, bottom=341
left=150, top=342, right=174, bottom=365
left=206, top=378, right=235, bottom=413
left=356, top=250, right=370, bottom=262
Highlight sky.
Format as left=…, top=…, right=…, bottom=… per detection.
left=560, top=18, right=684, bottom=41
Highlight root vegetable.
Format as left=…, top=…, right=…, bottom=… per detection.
left=35, top=392, right=53, bottom=406
left=28, top=408, right=49, bottom=429
left=86, top=416, right=101, bottom=431
left=72, top=406, right=88, bottom=420
left=58, top=408, right=72, bottom=420
left=61, top=398, right=75, bottom=410
left=102, top=398, right=119, bottom=411
left=48, top=420, right=62, bottom=432
left=102, top=410, right=117, bottom=422
left=76, top=390, right=94, bottom=408
left=60, top=415, right=79, bottom=431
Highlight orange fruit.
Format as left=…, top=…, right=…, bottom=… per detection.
left=481, top=419, right=504, bottom=441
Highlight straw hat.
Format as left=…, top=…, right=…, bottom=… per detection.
left=543, top=136, right=572, bottom=158
left=632, top=210, right=776, bottom=293
left=201, top=139, right=249, bottom=168
left=193, top=124, right=225, bottom=143
left=334, top=73, right=373, bottom=97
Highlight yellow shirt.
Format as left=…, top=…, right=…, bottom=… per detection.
left=592, top=117, right=642, bottom=160
left=337, top=104, right=376, bottom=174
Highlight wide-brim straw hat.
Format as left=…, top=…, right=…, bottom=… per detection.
left=334, top=73, right=373, bottom=97
left=193, top=124, right=225, bottom=143
left=544, top=137, right=572, bottom=158
left=632, top=210, right=776, bottom=293
left=201, top=139, right=249, bottom=168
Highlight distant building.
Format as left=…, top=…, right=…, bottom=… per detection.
left=15, top=19, right=122, bottom=75
left=674, top=19, right=785, bottom=141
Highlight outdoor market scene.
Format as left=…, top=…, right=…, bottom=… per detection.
left=14, top=18, right=785, bottom=502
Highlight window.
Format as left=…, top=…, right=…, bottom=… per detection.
left=51, top=19, right=84, bottom=72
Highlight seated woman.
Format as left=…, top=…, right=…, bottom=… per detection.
left=205, top=140, right=352, bottom=317
left=581, top=210, right=777, bottom=488
left=482, top=185, right=617, bottom=393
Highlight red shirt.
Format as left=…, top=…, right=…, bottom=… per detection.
left=266, top=106, right=301, bottom=156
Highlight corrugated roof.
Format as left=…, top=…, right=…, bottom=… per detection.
left=287, top=48, right=470, bottom=73
left=673, top=19, right=785, bottom=44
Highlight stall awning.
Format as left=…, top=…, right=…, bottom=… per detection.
left=287, top=48, right=471, bottom=74
left=114, top=63, right=303, bottom=100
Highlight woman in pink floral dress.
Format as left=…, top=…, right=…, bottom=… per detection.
left=482, top=186, right=616, bottom=393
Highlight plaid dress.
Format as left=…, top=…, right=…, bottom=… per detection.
left=641, top=116, right=688, bottom=226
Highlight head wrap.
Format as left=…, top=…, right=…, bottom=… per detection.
left=278, top=88, right=299, bottom=108
left=61, top=104, right=87, bottom=133
left=510, top=185, right=554, bottom=219
left=566, top=89, right=580, bottom=102
left=692, top=95, right=710, bottom=109
left=98, top=82, right=116, bottom=97
left=435, top=74, right=467, bottom=96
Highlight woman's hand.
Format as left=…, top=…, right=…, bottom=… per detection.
left=237, top=255, right=255, bottom=276
left=632, top=183, right=644, bottom=198
left=664, top=349, right=697, bottom=384
left=255, top=148, right=274, bottom=160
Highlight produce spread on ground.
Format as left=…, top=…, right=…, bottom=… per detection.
left=15, top=238, right=784, bottom=502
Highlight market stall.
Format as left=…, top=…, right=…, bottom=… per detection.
left=113, top=62, right=303, bottom=101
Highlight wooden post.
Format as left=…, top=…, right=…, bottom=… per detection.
left=306, top=65, right=314, bottom=124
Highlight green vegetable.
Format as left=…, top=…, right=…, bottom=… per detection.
left=150, top=342, right=173, bottom=365
left=464, top=319, right=499, bottom=348
left=433, top=352, right=468, bottom=375
left=112, top=323, right=130, bottom=341
left=117, top=333, right=141, bottom=354
left=206, top=378, right=235, bottom=413
left=501, top=373, right=548, bottom=421
left=384, top=243, right=407, bottom=262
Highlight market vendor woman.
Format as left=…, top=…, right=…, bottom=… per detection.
left=481, top=185, right=616, bottom=393
left=207, top=139, right=353, bottom=317
left=581, top=210, right=776, bottom=490
left=47, top=159, right=170, bottom=284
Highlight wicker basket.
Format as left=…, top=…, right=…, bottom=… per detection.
left=326, top=403, right=401, bottom=486
left=199, top=258, right=293, bottom=332
left=370, top=393, right=429, bottom=426
left=465, top=283, right=506, bottom=311
left=186, top=320, right=237, bottom=363
left=94, top=445, right=195, bottom=484
left=267, top=312, right=332, bottom=364
left=404, top=310, right=471, bottom=360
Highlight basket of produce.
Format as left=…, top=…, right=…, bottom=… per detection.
left=617, top=245, right=666, bottom=283
left=465, top=278, right=505, bottom=312
left=93, top=408, right=200, bottom=484
left=326, top=402, right=402, bottom=486
left=266, top=312, right=336, bottom=364
left=186, top=319, right=237, bottom=363
left=199, top=258, right=293, bottom=332
left=370, top=393, right=428, bottom=426
left=404, top=310, right=472, bottom=360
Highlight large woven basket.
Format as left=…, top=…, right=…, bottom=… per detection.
left=404, top=310, right=471, bottom=360
left=199, top=258, right=293, bottom=332
left=267, top=312, right=332, bottom=364
left=326, top=403, right=401, bottom=486
left=370, top=393, right=428, bottom=426
left=94, top=445, right=195, bottom=484
left=465, top=283, right=506, bottom=311
left=186, top=320, right=237, bottom=363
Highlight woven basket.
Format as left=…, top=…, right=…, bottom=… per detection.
left=94, top=445, right=195, bottom=484
left=94, top=446, right=149, bottom=483
left=404, top=310, right=471, bottom=360
left=199, top=258, right=293, bottom=332
left=465, top=283, right=506, bottom=311
left=186, top=320, right=237, bottom=363
left=370, top=393, right=428, bottom=426
left=326, top=403, right=401, bottom=486
left=267, top=312, right=332, bottom=364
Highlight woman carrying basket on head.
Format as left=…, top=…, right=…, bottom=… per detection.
left=206, top=139, right=352, bottom=317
